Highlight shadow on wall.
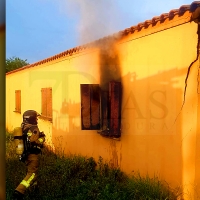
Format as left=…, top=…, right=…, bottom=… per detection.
left=50, top=65, right=191, bottom=192
left=121, top=68, right=184, bottom=183
left=50, top=36, right=197, bottom=196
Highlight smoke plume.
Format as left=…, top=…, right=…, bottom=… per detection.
left=65, top=0, right=122, bottom=45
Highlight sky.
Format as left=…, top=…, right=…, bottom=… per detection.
left=6, top=0, right=194, bottom=64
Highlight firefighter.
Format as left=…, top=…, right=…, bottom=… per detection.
left=13, top=110, right=45, bottom=200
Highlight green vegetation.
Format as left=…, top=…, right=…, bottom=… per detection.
left=6, top=56, right=29, bottom=73
left=6, top=132, right=181, bottom=200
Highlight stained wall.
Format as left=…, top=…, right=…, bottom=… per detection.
left=6, top=11, right=200, bottom=199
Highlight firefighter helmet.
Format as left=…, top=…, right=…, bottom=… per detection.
left=23, top=110, right=40, bottom=125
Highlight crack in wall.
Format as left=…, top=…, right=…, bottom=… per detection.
left=182, top=24, right=200, bottom=109
left=173, top=24, right=200, bottom=125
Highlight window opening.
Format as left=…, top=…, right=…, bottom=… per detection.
left=80, top=81, right=121, bottom=137
left=41, top=87, right=52, bottom=121
left=15, top=90, right=21, bottom=113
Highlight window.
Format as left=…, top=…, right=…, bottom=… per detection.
left=15, top=90, right=21, bottom=113
left=41, top=87, right=52, bottom=121
left=80, top=81, right=122, bottom=138
left=108, top=81, right=122, bottom=137
left=80, top=84, right=100, bottom=130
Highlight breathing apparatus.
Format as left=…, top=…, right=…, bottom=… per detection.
left=13, top=127, right=24, bottom=156
left=13, top=110, right=41, bottom=162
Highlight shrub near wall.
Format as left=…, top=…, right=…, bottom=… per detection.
left=6, top=133, right=180, bottom=200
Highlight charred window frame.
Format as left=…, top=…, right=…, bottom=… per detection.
left=80, top=84, right=100, bottom=130
left=41, top=87, right=52, bottom=121
left=15, top=90, right=21, bottom=113
left=80, top=82, right=121, bottom=138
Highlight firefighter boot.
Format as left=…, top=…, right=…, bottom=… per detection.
left=13, top=190, right=24, bottom=200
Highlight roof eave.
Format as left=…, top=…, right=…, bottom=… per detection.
left=6, top=1, right=200, bottom=75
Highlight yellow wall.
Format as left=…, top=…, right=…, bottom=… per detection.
left=6, top=12, right=200, bottom=199
left=118, top=19, right=199, bottom=198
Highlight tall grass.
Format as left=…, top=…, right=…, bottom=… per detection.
left=6, top=132, right=181, bottom=200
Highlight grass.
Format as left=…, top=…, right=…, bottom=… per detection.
left=6, top=132, right=181, bottom=200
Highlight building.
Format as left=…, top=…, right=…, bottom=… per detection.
left=6, top=2, right=200, bottom=199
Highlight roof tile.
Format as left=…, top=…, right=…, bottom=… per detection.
left=160, top=13, right=169, bottom=22
left=6, top=1, right=200, bottom=75
left=152, top=16, right=160, bottom=25
left=168, top=9, right=179, bottom=19
left=190, top=1, right=200, bottom=11
left=179, top=5, right=190, bottom=15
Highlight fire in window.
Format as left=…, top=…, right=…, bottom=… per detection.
left=80, top=81, right=121, bottom=138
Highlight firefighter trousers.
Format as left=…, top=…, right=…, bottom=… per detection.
left=15, top=153, right=39, bottom=195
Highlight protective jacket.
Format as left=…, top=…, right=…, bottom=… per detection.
left=14, top=122, right=45, bottom=197
left=21, top=122, right=45, bottom=155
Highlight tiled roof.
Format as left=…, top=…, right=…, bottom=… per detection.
left=6, top=1, right=200, bottom=75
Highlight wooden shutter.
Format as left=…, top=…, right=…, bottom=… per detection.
left=41, top=88, right=46, bottom=116
left=15, top=90, right=21, bottom=113
left=81, top=84, right=100, bottom=130
left=101, top=90, right=109, bottom=131
left=46, top=88, right=52, bottom=119
left=41, top=87, right=52, bottom=119
left=81, top=84, right=91, bottom=129
left=90, top=85, right=100, bottom=129
left=109, top=81, right=121, bottom=137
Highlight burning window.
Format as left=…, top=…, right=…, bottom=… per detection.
left=41, top=87, right=52, bottom=121
left=80, top=81, right=121, bottom=138
left=15, top=90, right=21, bottom=113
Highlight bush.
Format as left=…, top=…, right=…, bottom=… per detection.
left=6, top=133, right=180, bottom=200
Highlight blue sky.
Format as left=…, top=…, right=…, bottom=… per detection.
left=6, top=0, right=193, bottom=64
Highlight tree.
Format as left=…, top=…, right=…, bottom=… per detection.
left=6, top=56, right=29, bottom=73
